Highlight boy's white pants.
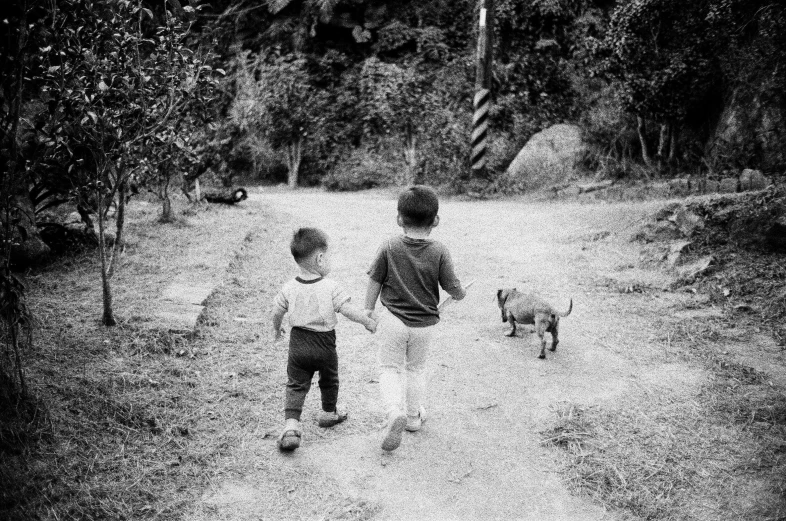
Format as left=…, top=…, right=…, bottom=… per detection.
left=376, top=309, right=434, bottom=417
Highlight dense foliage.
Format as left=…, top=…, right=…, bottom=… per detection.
left=195, top=0, right=785, bottom=189
left=1, top=0, right=219, bottom=337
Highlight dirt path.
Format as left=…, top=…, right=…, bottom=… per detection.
left=190, top=188, right=711, bottom=520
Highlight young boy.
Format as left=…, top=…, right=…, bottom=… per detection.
left=272, top=227, right=377, bottom=451
left=364, top=185, right=467, bottom=451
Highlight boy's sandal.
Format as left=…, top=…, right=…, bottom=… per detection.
left=278, top=429, right=301, bottom=451
left=318, top=410, right=348, bottom=428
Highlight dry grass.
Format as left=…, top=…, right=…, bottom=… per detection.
left=0, top=198, right=276, bottom=520
left=542, top=316, right=786, bottom=520
left=1, top=194, right=378, bottom=520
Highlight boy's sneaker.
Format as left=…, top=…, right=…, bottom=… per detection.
left=381, top=410, right=407, bottom=451
left=405, top=406, right=426, bottom=432
left=318, top=409, right=348, bottom=428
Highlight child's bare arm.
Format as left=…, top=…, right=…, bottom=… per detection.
left=365, top=278, right=382, bottom=312
left=339, top=302, right=377, bottom=333
left=271, top=306, right=286, bottom=340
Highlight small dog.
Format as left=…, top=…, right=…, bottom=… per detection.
left=496, top=289, right=573, bottom=359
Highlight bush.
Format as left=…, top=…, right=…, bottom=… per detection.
left=323, top=147, right=401, bottom=191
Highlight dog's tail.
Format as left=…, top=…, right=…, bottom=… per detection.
left=559, top=299, right=573, bottom=317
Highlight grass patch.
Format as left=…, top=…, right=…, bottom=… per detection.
left=0, top=199, right=262, bottom=520
left=542, top=317, right=786, bottom=520
left=2, top=196, right=370, bottom=520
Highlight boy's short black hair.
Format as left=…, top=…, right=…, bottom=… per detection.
left=397, top=185, right=439, bottom=227
left=290, top=227, right=328, bottom=262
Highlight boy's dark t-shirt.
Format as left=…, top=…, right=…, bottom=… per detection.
left=367, top=235, right=461, bottom=327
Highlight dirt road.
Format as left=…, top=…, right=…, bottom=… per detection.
left=190, top=188, right=708, bottom=520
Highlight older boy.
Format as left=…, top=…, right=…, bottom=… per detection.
left=273, top=227, right=376, bottom=451
left=364, top=185, right=467, bottom=451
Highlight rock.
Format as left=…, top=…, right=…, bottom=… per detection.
left=505, top=124, right=589, bottom=190
left=654, top=202, right=681, bottom=221
left=669, top=208, right=705, bottom=237
left=66, top=211, right=83, bottom=224
left=675, top=255, right=714, bottom=283
left=739, top=169, right=770, bottom=191
left=719, top=177, right=739, bottom=193
left=633, top=220, right=682, bottom=243
left=668, top=178, right=690, bottom=196
left=704, top=179, right=721, bottom=193
left=766, top=215, right=786, bottom=252
left=64, top=222, right=85, bottom=233
left=667, top=240, right=693, bottom=267
left=558, top=185, right=581, bottom=198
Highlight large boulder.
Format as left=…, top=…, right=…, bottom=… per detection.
left=505, top=124, right=588, bottom=190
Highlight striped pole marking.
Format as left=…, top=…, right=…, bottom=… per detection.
left=471, top=88, right=490, bottom=170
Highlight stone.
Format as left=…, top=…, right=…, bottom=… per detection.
left=558, top=185, right=581, bottom=198
left=668, top=178, right=690, bottom=196
left=654, top=203, right=682, bottom=221
left=667, top=240, right=693, bottom=267
left=669, top=208, right=705, bottom=237
left=719, top=177, right=739, bottom=193
left=739, top=169, right=770, bottom=191
left=633, top=220, right=682, bottom=243
left=704, top=179, right=721, bottom=193
left=675, top=255, right=714, bottom=283
left=505, top=124, right=589, bottom=190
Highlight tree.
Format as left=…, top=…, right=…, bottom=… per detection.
left=359, top=57, right=439, bottom=183
left=0, top=0, right=38, bottom=400
left=603, top=0, right=716, bottom=168
left=33, top=0, right=219, bottom=324
left=234, top=52, right=326, bottom=188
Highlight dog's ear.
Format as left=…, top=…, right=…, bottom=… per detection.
left=496, top=289, right=502, bottom=302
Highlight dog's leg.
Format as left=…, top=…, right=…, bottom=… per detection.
left=506, top=314, right=517, bottom=337
left=535, top=317, right=548, bottom=359
left=549, top=319, right=559, bottom=352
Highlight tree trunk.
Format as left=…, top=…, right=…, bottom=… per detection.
left=637, top=116, right=652, bottom=168
left=669, top=127, right=677, bottom=162
left=194, top=177, right=201, bottom=202
left=161, top=196, right=173, bottom=222
left=657, top=123, right=669, bottom=158
left=96, top=185, right=116, bottom=326
left=403, top=131, right=417, bottom=184
left=107, top=180, right=126, bottom=278
left=9, top=322, right=27, bottom=398
left=287, top=137, right=302, bottom=189
left=160, top=167, right=174, bottom=222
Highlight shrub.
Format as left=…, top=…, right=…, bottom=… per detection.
left=323, top=147, right=401, bottom=192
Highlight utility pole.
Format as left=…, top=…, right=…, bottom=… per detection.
left=470, top=0, right=493, bottom=183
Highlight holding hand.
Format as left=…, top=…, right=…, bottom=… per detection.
left=364, top=316, right=377, bottom=334
left=364, top=309, right=379, bottom=334
left=274, top=327, right=286, bottom=342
